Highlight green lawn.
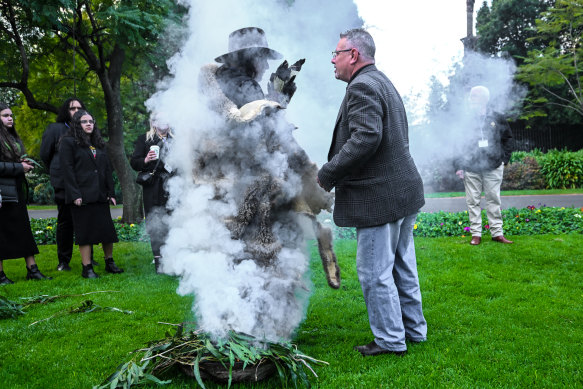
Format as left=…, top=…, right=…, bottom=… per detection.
left=1, top=236, right=582, bottom=388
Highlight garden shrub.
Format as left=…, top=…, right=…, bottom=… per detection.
left=502, top=156, right=546, bottom=190
left=538, top=149, right=583, bottom=189
left=26, top=170, right=54, bottom=204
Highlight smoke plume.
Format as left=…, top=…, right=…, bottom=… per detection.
left=145, top=0, right=361, bottom=342
left=411, top=51, right=527, bottom=191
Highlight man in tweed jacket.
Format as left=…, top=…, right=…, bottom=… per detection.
left=318, top=28, right=427, bottom=356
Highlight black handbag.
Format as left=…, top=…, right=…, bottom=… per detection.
left=136, top=158, right=161, bottom=186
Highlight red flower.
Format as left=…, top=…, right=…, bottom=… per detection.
left=485, top=224, right=490, bottom=229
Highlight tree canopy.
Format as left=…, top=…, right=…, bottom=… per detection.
left=517, top=0, right=583, bottom=118
left=0, top=0, right=186, bottom=222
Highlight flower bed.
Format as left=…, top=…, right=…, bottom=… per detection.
left=30, top=206, right=583, bottom=245
left=30, top=216, right=148, bottom=245
left=333, top=205, right=583, bottom=240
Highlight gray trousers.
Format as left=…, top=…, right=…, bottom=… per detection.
left=356, top=213, right=427, bottom=351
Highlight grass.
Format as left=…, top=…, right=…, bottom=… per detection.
left=1, top=236, right=582, bottom=388
left=425, top=188, right=583, bottom=198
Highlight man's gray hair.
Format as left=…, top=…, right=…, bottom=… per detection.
left=340, top=28, right=375, bottom=61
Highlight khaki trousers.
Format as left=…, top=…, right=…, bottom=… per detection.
left=463, top=163, right=504, bottom=237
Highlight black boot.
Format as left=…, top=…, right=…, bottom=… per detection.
left=82, top=263, right=99, bottom=279
left=105, top=258, right=124, bottom=274
left=26, top=264, right=52, bottom=280
left=56, top=262, right=72, bottom=271
left=0, top=271, right=14, bottom=285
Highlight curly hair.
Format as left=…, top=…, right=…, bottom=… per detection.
left=64, top=110, right=106, bottom=149
left=0, top=102, right=23, bottom=161
left=55, top=98, right=86, bottom=124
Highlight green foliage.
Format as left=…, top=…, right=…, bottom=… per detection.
left=518, top=0, right=583, bottom=118
left=501, top=155, right=546, bottom=189
left=97, top=328, right=326, bottom=389
left=476, top=0, right=551, bottom=62
left=333, top=205, right=583, bottom=240
left=539, top=149, right=583, bottom=188
left=29, top=217, right=148, bottom=245
left=0, top=296, right=26, bottom=319
left=508, top=148, right=545, bottom=163
left=26, top=170, right=54, bottom=205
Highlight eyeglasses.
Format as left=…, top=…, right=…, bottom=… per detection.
left=80, top=120, right=95, bottom=125
left=332, top=48, right=353, bottom=58
left=69, top=106, right=82, bottom=111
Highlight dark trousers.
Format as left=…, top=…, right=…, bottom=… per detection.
left=145, top=206, right=170, bottom=258
left=56, top=200, right=74, bottom=264
left=55, top=189, right=92, bottom=263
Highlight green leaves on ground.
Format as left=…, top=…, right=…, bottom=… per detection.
left=96, top=327, right=327, bottom=389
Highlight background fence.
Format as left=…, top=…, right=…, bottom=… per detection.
left=511, top=124, right=583, bottom=152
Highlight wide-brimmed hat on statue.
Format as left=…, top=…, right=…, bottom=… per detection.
left=214, top=27, right=283, bottom=63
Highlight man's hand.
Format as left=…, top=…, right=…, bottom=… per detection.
left=316, top=176, right=331, bottom=192
left=456, top=170, right=464, bottom=180
left=109, top=197, right=117, bottom=206
left=74, top=198, right=82, bottom=206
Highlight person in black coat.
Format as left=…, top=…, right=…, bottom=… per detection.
left=0, top=102, right=51, bottom=284
left=130, top=116, right=173, bottom=272
left=58, top=110, right=123, bottom=278
left=40, top=98, right=97, bottom=271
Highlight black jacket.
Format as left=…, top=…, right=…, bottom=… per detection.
left=130, top=133, right=171, bottom=211
left=0, top=160, right=24, bottom=203
left=455, top=111, right=514, bottom=173
left=58, top=136, right=115, bottom=204
left=0, top=136, right=26, bottom=203
left=40, top=122, right=69, bottom=189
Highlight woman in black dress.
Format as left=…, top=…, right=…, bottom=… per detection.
left=59, top=110, right=123, bottom=278
left=0, top=102, right=51, bottom=284
left=130, top=116, right=173, bottom=273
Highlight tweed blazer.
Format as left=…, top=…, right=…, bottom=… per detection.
left=318, top=65, right=425, bottom=228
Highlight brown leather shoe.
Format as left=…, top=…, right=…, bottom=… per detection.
left=354, top=341, right=407, bottom=357
left=470, top=236, right=481, bottom=245
left=492, top=235, right=513, bottom=244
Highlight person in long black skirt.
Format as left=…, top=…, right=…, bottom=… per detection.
left=0, top=102, right=52, bottom=284
left=40, top=98, right=97, bottom=271
left=130, top=115, right=173, bottom=273
left=59, top=110, right=123, bottom=278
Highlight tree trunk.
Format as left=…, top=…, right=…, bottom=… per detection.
left=97, top=47, right=144, bottom=224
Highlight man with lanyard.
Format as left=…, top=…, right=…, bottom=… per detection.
left=455, top=86, right=514, bottom=245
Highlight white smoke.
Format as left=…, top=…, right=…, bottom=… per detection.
left=145, top=0, right=361, bottom=342
left=411, top=51, right=526, bottom=190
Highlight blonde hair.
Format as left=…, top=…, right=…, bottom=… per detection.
left=145, top=117, right=173, bottom=142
